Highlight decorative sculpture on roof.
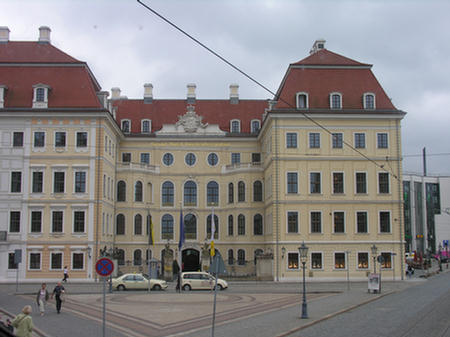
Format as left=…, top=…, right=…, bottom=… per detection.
left=176, top=105, right=208, bottom=133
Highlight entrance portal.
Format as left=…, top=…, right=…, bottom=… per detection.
left=182, top=249, right=200, bottom=271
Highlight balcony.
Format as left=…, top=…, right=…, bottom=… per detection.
left=116, top=162, right=160, bottom=174
left=223, top=161, right=263, bottom=173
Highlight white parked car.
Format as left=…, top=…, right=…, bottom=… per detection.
left=181, top=271, right=228, bottom=291
left=112, top=273, right=168, bottom=291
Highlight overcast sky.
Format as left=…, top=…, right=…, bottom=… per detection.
left=2, top=0, right=449, bottom=175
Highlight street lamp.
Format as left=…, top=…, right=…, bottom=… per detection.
left=298, top=241, right=309, bottom=319
left=371, top=244, right=378, bottom=274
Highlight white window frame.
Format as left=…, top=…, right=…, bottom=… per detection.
left=355, top=210, right=369, bottom=234
left=121, top=119, right=131, bottom=133
left=207, top=152, right=219, bottom=167
left=333, top=211, right=346, bottom=234
left=376, top=132, right=389, bottom=149
left=52, top=168, right=66, bottom=194
left=355, top=171, right=368, bottom=194
left=363, top=92, right=376, bottom=109
left=286, top=132, right=298, bottom=149
left=331, top=132, right=343, bottom=149
left=71, top=251, right=85, bottom=270
left=357, top=251, right=370, bottom=270
left=250, top=119, right=261, bottom=133
left=74, top=170, right=87, bottom=194
left=30, top=209, right=43, bottom=234
left=378, top=210, right=391, bottom=234
left=329, top=92, right=342, bottom=109
left=72, top=209, right=87, bottom=234
left=309, top=171, right=322, bottom=194
left=380, top=252, right=393, bottom=270
left=332, top=171, right=345, bottom=194
left=310, top=251, right=324, bottom=270
left=286, top=210, right=299, bottom=234
left=377, top=172, right=390, bottom=194
left=287, top=251, right=300, bottom=270
left=0, top=85, right=6, bottom=108
left=33, top=131, right=46, bottom=152
left=32, top=84, right=50, bottom=108
left=354, top=132, right=366, bottom=149
left=230, top=119, right=241, bottom=133
left=10, top=171, right=22, bottom=193
left=28, top=251, right=42, bottom=271
left=286, top=171, right=299, bottom=194
left=54, top=130, right=67, bottom=151
left=333, top=251, right=347, bottom=270
left=296, top=92, right=309, bottom=109
left=141, top=119, right=151, bottom=134
left=49, top=251, right=64, bottom=271
left=75, top=131, right=89, bottom=152
left=308, top=132, right=321, bottom=149
left=309, top=210, right=323, bottom=234
left=50, top=209, right=65, bottom=234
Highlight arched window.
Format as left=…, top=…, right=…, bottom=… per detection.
left=162, top=181, right=174, bottom=206
left=134, top=214, right=142, bottom=235
left=238, top=214, right=245, bottom=235
left=238, top=249, right=245, bottom=265
left=228, top=249, right=234, bottom=265
left=116, top=214, right=125, bottom=235
left=330, top=93, right=342, bottom=109
left=253, top=214, right=263, bottom=235
left=231, top=120, right=240, bottom=133
left=228, top=215, right=234, bottom=236
left=228, top=183, right=234, bottom=203
left=251, top=120, right=260, bottom=133
left=363, top=93, right=375, bottom=109
left=184, top=181, right=197, bottom=206
left=207, top=181, right=219, bottom=206
left=184, top=213, right=197, bottom=240
left=117, top=249, right=125, bottom=266
left=141, top=120, right=151, bottom=133
left=121, top=120, right=130, bottom=133
left=133, top=249, right=142, bottom=266
left=117, top=181, right=126, bottom=202
left=253, top=181, right=263, bottom=202
left=162, top=214, right=174, bottom=240
left=296, top=92, right=308, bottom=109
left=135, top=181, right=143, bottom=202
left=207, top=214, right=219, bottom=239
left=238, top=181, right=245, bottom=202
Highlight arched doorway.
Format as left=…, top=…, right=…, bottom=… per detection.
left=182, top=248, right=200, bottom=271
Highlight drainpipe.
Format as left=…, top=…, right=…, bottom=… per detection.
left=396, top=119, right=404, bottom=280
left=274, top=116, right=280, bottom=282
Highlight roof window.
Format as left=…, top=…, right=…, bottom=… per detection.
left=0, top=85, right=7, bottom=108
left=363, top=93, right=376, bottom=110
left=32, top=84, right=51, bottom=108
left=296, top=92, right=308, bottom=109
left=330, top=92, right=342, bottom=109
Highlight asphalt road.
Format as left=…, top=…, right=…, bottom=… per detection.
left=286, top=271, right=450, bottom=337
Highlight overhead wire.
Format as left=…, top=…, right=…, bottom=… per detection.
left=136, top=0, right=402, bottom=180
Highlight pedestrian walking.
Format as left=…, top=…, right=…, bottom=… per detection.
left=11, top=305, right=33, bottom=337
left=62, top=266, right=69, bottom=282
left=36, top=283, right=49, bottom=316
left=51, top=282, right=65, bottom=314
left=176, top=273, right=181, bottom=293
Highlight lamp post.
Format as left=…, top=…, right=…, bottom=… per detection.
left=371, top=244, right=378, bottom=274
left=298, top=242, right=309, bottom=319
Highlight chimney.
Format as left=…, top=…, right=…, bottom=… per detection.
left=310, top=39, right=326, bottom=54
left=144, top=83, right=153, bottom=104
left=111, top=87, right=121, bottom=100
left=0, top=27, right=10, bottom=43
left=230, top=84, right=239, bottom=104
left=38, top=26, right=51, bottom=44
left=187, top=83, right=196, bottom=104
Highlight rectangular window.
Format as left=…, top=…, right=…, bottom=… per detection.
left=76, top=132, right=88, bottom=147
left=32, top=172, right=43, bottom=193
left=287, top=172, right=298, bottom=194
left=31, top=211, right=42, bottom=233
left=52, top=211, right=63, bottom=233
left=311, top=252, right=322, bottom=269
left=34, top=132, right=45, bottom=147
left=334, top=212, right=345, bottom=233
left=381, top=252, right=392, bottom=269
left=356, top=211, right=368, bottom=233
left=286, top=133, right=297, bottom=148
left=252, top=153, right=261, bottom=164
left=29, top=253, right=41, bottom=270
left=231, top=153, right=240, bottom=165
left=140, top=153, right=150, bottom=164
left=377, top=133, right=388, bottom=149
left=334, top=252, right=346, bottom=269
left=356, top=172, right=367, bottom=194
left=379, top=172, right=390, bottom=193
left=310, top=212, right=322, bottom=233
left=122, top=153, right=131, bottom=163
left=354, top=133, right=365, bottom=148
left=9, top=211, right=20, bottom=233
left=8, top=252, right=18, bottom=269
left=333, top=172, right=344, bottom=194
left=75, top=172, right=86, bottom=193
left=55, top=132, right=66, bottom=148
left=72, top=253, right=84, bottom=270
left=288, top=252, right=299, bottom=269
left=51, top=252, right=63, bottom=270
left=309, top=133, right=320, bottom=148
left=380, top=211, right=391, bottom=233
left=332, top=133, right=343, bottom=149
left=287, top=211, right=298, bottom=233
left=13, top=132, right=24, bottom=147
left=53, top=172, right=65, bottom=193
left=310, top=172, right=321, bottom=194
left=358, top=252, right=369, bottom=269
left=11, top=172, right=22, bottom=193
left=74, top=211, right=85, bottom=233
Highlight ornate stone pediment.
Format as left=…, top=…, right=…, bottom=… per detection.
left=156, top=105, right=226, bottom=136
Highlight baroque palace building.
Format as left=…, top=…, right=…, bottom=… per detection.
left=0, top=27, right=405, bottom=282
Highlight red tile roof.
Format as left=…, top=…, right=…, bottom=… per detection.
left=112, top=99, right=268, bottom=133
left=293, top=49, right=370, bottom=66
left=0, top=41, right=80, bottom=63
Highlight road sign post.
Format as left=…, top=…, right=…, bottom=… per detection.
left=96, top=258, right=114, bottom=337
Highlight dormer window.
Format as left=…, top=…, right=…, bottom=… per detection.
left=32, top=84, right=51, bottom=108
left=0, top=85, right=7, bottom=108
left=330, top=92, right=342, bottom=109
left=121, top=120, right=130, bottom=133
left=231, top=120, right=241, bottom=133
left=296, top=92, right=309, bottom=109
left=141, top=120, right=151, bottom=134
left=363, top=93, right=376, bottom=109
left=251, top=120, right=260, bottom=134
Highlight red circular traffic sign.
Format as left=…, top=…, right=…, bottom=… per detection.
left=96, top=257, right=114, bottom=277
